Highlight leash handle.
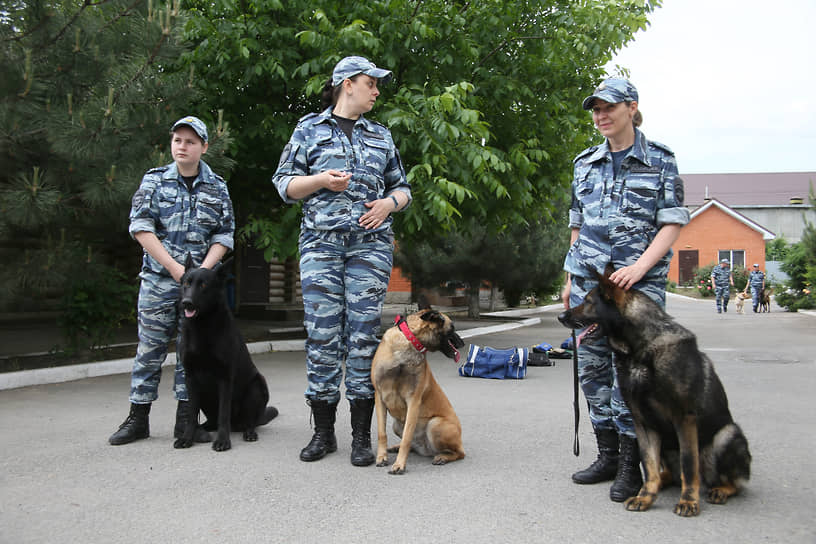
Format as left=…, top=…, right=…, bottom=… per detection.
left=572, top=329, right=580, bottom=457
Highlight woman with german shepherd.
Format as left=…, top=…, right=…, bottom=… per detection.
left=272, top=56, right=412, bottom=466
left=561, top=78, right=690, bottom=501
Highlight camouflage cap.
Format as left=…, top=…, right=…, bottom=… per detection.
left=582, top=78, right=639, bottom=110
left=721, top=259, right=729, bottom=263
left=171, top=115, right=208, bottom=143
left=331, top=56, right=393, bottom=87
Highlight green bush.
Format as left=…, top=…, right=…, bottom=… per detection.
left=692, top=264, right=715, bottom=297
left=58, top=264, right=137, bottom=354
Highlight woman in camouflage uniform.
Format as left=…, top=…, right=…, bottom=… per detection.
left=109, top=116, right=234, bottom=446
left=561, top=78, right=690, bottom=501
left=273, top=56, right=412, bottom=466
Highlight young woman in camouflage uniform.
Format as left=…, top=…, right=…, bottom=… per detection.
left=109, top=116, right=234, bottom=446
left=561, top=78, right=690, bottom=501
left=273, top=56, right=412, bottom=466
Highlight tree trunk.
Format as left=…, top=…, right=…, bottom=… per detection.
left=467, top=284, right=480, bottom=318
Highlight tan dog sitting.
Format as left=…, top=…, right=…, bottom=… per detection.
left=371, top=308, right=466, bottom=474
left=735, top=290, right=750, bottom=314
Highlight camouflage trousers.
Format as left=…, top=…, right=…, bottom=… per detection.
left=714, top=285, right=730, bottom=311
left=569, top=274, right=666, bottom=438
left=129, top=272, right=187, bottom=404
left=299, top=228, right=394, bottom=404
left=750, top=284, right=763, bottom=310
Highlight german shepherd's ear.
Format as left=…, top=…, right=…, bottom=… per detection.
left=597, top=264, right=627, bottom=307
left=416, top=293, right=431, bottom=311
left=215, top=256, right=233, bottom=280
left=420, top=310, right=444, bottom=325
left=184, top=253, right=195, bottom=271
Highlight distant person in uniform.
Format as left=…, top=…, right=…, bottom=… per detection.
left=109, top=116, right=234, bottom=446
left=561, top=78, right=690, bottom=502
left=272, top=56, right=412, bottom=466
left=748, top=263, right=766, bottom=313
left=711, top=259, right=735, bottom=313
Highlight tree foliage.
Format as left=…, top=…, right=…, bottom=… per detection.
left=181, top=0, right=661, bottom=258
left=775, top=185, right=816, bottom=311
left=0, top=0, right=235, bottom=313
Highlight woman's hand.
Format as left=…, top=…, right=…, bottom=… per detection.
left=323, top=170, right=351, bottom=192
left=608, top=262, right=648, bottom=291
left=359, top=199, right=393, bottom=230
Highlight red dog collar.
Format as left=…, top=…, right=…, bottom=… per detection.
left=395, top=315, right=427, bottom=353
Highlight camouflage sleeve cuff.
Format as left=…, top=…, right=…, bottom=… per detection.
left=657, top=206, right=690, bottom=227
left=209, top=234, right=235, bottom=250
left=274, top=175, right=300, bottom=204
left=128, top=220, right=156, bottom=239
left=387, top=190, right=412, bottom=210
left=568, top=209, right=583, bottom=229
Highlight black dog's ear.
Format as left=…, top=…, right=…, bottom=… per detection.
left=184, top=253, right=195, bottom=271
left=215, top=256, right=234, bottom=279
left=416, top=293, right=431, bottom=311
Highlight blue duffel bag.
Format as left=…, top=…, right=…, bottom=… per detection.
left=459, top=344, right=528, bottom=379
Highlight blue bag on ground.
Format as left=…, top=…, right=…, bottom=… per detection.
left=459, top=345, right=528, bottom=379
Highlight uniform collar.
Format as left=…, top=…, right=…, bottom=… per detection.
left=319, top=106, right=373, bottom=131
left=162, top=160, right=214, bottom=185
left=586, top=128, right=651, bottom=167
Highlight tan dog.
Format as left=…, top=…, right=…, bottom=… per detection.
left=735, top=290, right=750, bottom=314
left=371, top=308, right=466, bottom=474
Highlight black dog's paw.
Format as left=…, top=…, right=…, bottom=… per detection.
left=243, top=429, right=258, bottom=442
left=173, top=438, right=193, bottom=449
left=212, top=438, right=232, bottom=452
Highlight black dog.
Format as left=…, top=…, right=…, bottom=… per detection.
left=175, top=255, right=277, bottom=451
left=558, top=266, right=751, bottom=516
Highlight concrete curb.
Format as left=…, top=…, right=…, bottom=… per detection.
left=0, top=305, right=561, bottom=391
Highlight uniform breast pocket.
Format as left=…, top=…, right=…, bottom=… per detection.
left=158, top=186, right=179, bottom=211
left=195, top=193, right=222, bottom=228
left=310, top=137, right=347, bottom=173
left=621, top=175, right=660, bottom=219
left=362, top=133, right=389, bottom=174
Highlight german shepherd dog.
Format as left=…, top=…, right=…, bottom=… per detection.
left=760, top=287, right=773, bottom=313
left=175, top=256, right=278, bottom=451
left=371, top=308, right=466, bottom=474
left=558, top=267, right=751, bottom=516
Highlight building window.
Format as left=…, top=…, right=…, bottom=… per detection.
left=718, top=250, right=745, bottom=268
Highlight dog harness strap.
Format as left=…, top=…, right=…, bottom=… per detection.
left=394, top=315, right=427, bottom=353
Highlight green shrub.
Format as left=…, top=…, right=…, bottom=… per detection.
left=692, top=264, right=715, bottom=297
left=59, top=264, right=137, bottom=354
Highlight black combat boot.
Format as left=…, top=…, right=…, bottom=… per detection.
left=299, top=399, right=338, bottom=462
left=109, top=403, right=151, bottom=445
left=349, top=398, right=376, bottom=467
left=610, top=434, right=644, bottom=502
left=173, top=400, right=212, bottom=443
left=572, top=427, right=619, bottom=484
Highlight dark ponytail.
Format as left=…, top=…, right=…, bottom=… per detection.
left=320, top=79, right=339, bottom=110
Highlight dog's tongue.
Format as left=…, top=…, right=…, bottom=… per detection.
left=575, top=324, right=596, bottom=348
left=449, top=341, right=461, bottom=363
left=184, top=309, right=197, bottom=319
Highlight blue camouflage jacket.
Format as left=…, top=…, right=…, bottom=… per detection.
left=272, top=107, right=411, bottom=233
left=129, top=160, right=234, bottom=278
left=564, top=129, right=689, bottom=280
left=711, top=265, right=732, bottom=287
left=749, top=269, right=765, bottom=286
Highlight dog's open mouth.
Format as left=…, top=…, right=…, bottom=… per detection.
left=441, top=332, right=464, bottom=363
left=449, top=340, right=461, bottom=363
left=575, top=323, right=599, bottom=348
left=184, top=309, right=197, bottom=318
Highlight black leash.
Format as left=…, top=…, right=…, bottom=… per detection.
left=572, top=328, right=580, bottom=457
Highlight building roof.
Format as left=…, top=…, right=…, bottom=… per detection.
left=690, top=198, right=776, bottom=241
left=681, top=172, right=815, bottom=206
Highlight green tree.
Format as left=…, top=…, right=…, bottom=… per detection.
left=394, top=213, right=568, bottom=317
left=181, top=0, right=660, bottom=258
left=0, top=1, right=234, bottom=346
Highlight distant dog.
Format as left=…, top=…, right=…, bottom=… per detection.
left=175, top=256, right=277, bottom=451
left=558, top=266, right=751, bottom=516
left=371, top=307, right=466, bottom=474
left=734, top=290, right=750, bottom=314
left=760, top=287, right=773, bottom=313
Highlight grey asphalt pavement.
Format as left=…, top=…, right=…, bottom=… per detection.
left=1, top=296, right=814, bottom=543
